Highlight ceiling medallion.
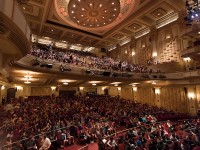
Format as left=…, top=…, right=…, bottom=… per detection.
left=54, top=0, right=138, bottom=30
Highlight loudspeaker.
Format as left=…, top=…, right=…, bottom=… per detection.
left=46, top=64, right=52, bottom=68
left=153, top=75, right=157, bottom=78
left=101, top=48, right=107, bottom=53
left=40, top=63, right=46, bottom=67
left=86, top=70, right=91, bottom=74
left=112, top=73, right=118, bottom=77
left=159, top=75, right=166, bottom=78
left=103, top=71, right=111, bottom=76
left=184, top=87, right=187, bottom=95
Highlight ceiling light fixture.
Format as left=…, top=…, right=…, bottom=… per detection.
left=63, top=82, right=68, bottom=85
left=152, top=81, right=156, bottom=85
left=24, top=81, right=31, bottom=84
left=92, top=83, right=96, bottom=86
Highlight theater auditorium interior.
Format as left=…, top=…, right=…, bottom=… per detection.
left=1, top=0, right=200, bottom=149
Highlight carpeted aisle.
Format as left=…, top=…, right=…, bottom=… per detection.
left=64, top=143, right=98, bottom=150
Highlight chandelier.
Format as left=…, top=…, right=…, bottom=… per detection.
left=184, top=0, right=200, bottom=25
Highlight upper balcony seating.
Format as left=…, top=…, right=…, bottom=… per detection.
left=30, top=44, right=160, bottom=75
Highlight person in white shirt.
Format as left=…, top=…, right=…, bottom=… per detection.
left=107, top=136, right=118, bottom=150
left=39, top=134, right=51, bottom=150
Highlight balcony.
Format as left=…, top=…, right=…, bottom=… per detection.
left=0, top=0, right=31, bottom=59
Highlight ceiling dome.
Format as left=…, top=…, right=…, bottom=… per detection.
left=54, top=0, right=138, bottom=31
left=68, top=0, right=120, bottom=28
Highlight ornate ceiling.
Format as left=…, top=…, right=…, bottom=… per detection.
left=55, top=0, right=136, bottom=30
left=19, top=0, right=185, bottom=48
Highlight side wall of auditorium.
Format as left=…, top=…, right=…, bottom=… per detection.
left=0, top=84, right=199, bottom=115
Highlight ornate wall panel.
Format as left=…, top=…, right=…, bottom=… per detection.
left=160, top=87, right=187, bottom=113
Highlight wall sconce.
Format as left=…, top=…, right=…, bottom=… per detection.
left=102, top=87, right=106, bottom=90
left=155, top=88, right=161, bottom=95
left=1, top=85, right=5, bottom=90
left=79, top=87, right=84, bottom=90
left=166, top=35, right=171, bottom=39
left=125, top=50, right=128, bottom=54
left=117, top=87, right=121, bottom=91
left=51, top=86, right=56, bottom=90
left=132, top=87, right=137, bottom=91
left=188, top=93, right=195, bottom=100
left=15, top=86, right=23, bottom=91
left=132, top=51, right=135, bottom=56
left=183, top=57, right=191, bottom=62
left=152, top=52, right=158, bottom=57
left=142, top=44, right=146, bottom=48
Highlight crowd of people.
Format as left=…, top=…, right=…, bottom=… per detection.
left=30, top=44, right=159, bottom=74
left=102, top=119, right=200, bottom=150
left=0, top=95, right=187, bottom=150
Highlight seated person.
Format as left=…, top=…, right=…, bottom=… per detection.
left=63, top=130, right=74, bottom=145
left=107, top=136, right=118, bottom=150
left=39, top=134, right=51, bottom=150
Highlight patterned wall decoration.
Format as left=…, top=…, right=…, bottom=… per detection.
left=135, top=36, right=153, bottom=65
left=156, top=24, right=182, bottom=64
left=137, top=87, right=155, bottom=106
left=160, top=87, right=187, bottom=113
left=121, top=87, right=133, bottom=100
left=31, top=87, right=52, bottom=96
